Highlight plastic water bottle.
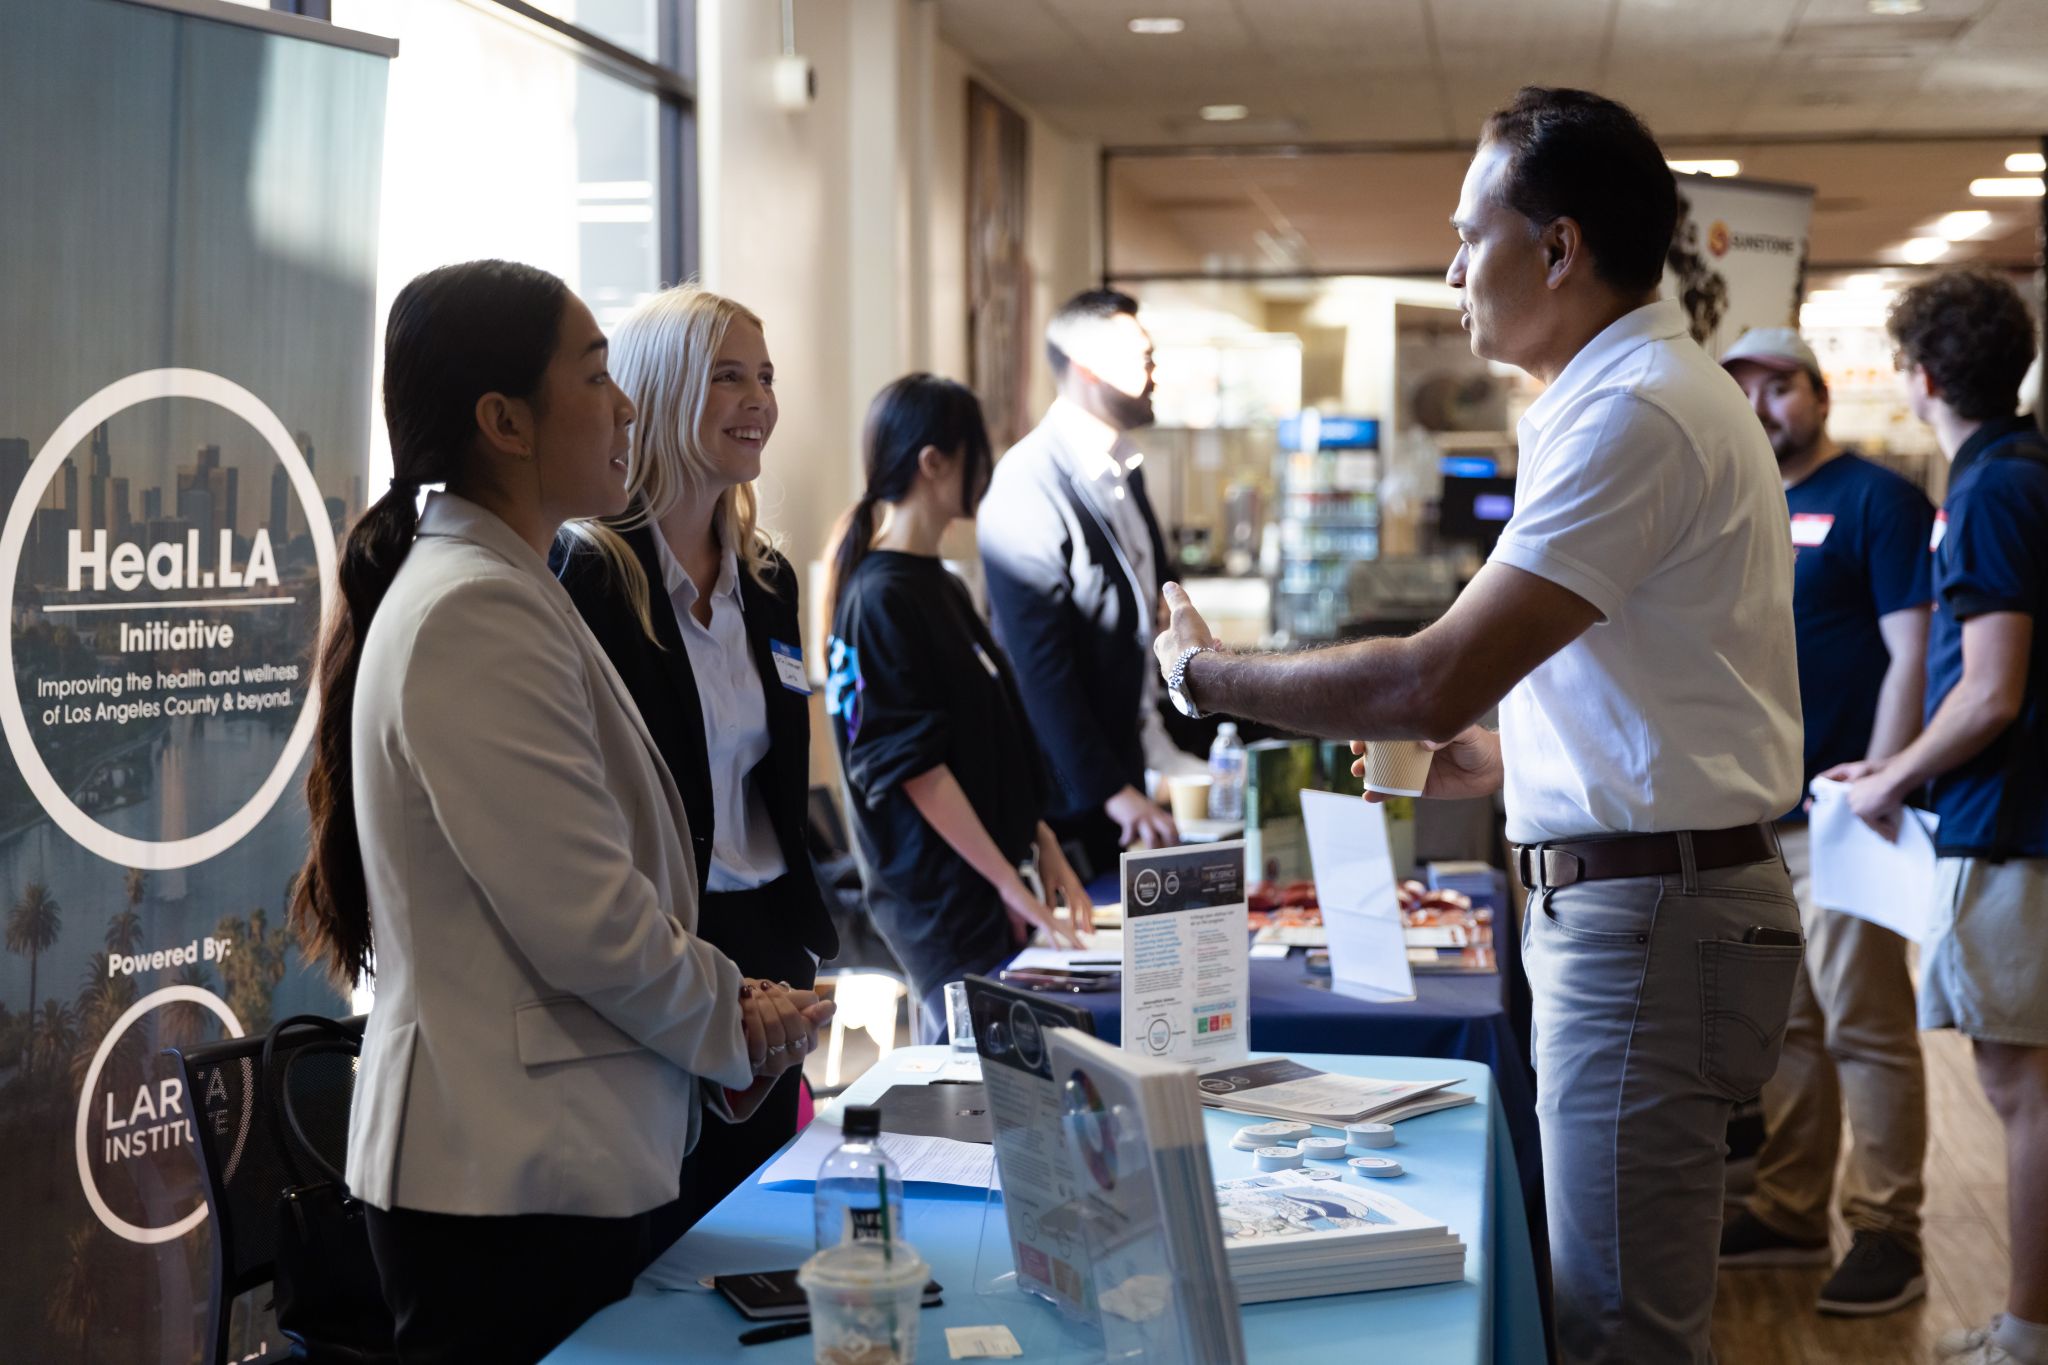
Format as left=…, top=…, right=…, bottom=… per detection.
left=813, top=1106, right=906, bottom=1250
left=1208, top=722, right=1247, bottom=822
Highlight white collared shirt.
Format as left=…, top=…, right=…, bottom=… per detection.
left=655, top=532, right=788, bottom=891
left=1045, top=399, right=1205, bottom=780
left=1489, top=299, right=1802, bottom=844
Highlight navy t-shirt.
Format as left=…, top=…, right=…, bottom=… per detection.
left=1784, top=452, right=1935, bottom=804
left=1925, top=417, right=2048, bottom=858
left=826, top=551, right=1049, bottom=996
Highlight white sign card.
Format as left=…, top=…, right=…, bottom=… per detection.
left=1807, top=777, right=1939, bottom=943
left=1120, top=839, right=1250, bottom=1065
left=1299, top=790, right=1415, bottom=1003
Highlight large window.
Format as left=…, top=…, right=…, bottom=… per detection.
left=287, top=0, right=694, bottom=484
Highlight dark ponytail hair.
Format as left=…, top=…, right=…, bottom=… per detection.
left=826, top=373, right=992, bottom=616
left=291, top=259, right=569, bottom=987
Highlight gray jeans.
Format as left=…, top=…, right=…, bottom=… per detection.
left=1523, top=845, right=1802, bottom=1365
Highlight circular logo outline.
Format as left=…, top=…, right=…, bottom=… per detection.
left=73, top=983, right=244, bottom=1244
left=1, top=369, right=337, bottom=869
left=1133, top=868, right=1162, bottom=907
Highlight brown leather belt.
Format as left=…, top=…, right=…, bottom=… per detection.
left=1513, top=823, right=1780, bottom=891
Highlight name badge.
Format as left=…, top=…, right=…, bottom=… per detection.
left=770, top=639, right=811, bottom=694
left=1790, top=513, right=1834, bottom=548
left=972, top=643, right=1001, bottom=679
left=1930, top=510, right=1948, bottom=552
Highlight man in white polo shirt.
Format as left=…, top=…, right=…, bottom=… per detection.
left=1152, top=87, right=1803, bottom=1364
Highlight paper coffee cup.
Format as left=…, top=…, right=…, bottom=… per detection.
left=1362, top=740, right=1433, bottom=797
left=1169, top=775, right=1211, bottom=823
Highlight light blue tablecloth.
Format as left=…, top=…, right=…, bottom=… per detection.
left=546, top=1049, right=1546, bottom=1364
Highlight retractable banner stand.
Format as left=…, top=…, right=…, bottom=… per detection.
left=1665, top=174, right=1817, bottom=358
left=0, top=1, right=389, bottom=1359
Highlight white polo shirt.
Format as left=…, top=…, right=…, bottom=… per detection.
left=1490, top=299, right=1802, bottom=845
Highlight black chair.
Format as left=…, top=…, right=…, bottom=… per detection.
left=169, top=1014, right=381, bottom=1365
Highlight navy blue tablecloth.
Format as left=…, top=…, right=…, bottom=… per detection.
left=1053, top=871, right=1544, bottom=1237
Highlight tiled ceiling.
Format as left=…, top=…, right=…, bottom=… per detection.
left=937, top=0, right=2048, bottom=146
left=936, top=0, right=2048, bottom=274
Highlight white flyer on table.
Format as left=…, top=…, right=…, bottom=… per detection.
left=1121, top=840, right=1250, bottom=1065
left=1807, top=777, right=1939, bottom=943
left=1300, top=789, right=1414, bottom=1003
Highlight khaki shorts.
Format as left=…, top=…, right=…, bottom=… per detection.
left=1920, top=856, right=2048, bottom=1046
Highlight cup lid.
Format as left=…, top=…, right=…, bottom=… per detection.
left=797, top=1241, right=929, bottom=1292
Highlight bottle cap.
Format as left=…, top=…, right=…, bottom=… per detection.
left=1297, top=1136, right=1348, bottom=1161
left=1254, top=1147, right=1305, bottom=1170
left=1218, top=721, right=1239, bottom=737
left=1348, top=1156, right=1403, bottom=1178
left=1344, top=1122, right=1396, bottom=1150
left=1231, top=1122, right=1310, bottom=1151
left=842, top=1106, right=881, bottom=1140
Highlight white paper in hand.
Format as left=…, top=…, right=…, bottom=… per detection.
left=1300, top=790, right=1414, bottom=1002
left=1807, top=777, right=1938, bottom=943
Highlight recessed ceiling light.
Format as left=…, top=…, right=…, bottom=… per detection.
left=2008, top=152, right=2047, bottom=174
left=1936, top=210, right=1993, bottom=241
left=1900, top=237, right=1949, bottom=264
left=1867, top=0, right=1924, bottom=13
left=1128, top=17, right=1185, bottom=34
left=1970, top=177, right=2046, bottom=198
left=1201, top=104, right=1249, bottom=122
left=1667, top=159, right=1740, bottom=178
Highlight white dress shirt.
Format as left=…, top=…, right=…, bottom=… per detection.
left=1488, top=299, right=1803, bottom=844
left=655, top=532, right=788, bottom=891
left=1047, top=398, right=1207, bottom=780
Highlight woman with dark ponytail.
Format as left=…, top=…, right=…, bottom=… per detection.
left=825, top=374, right=1093, bottom=1039
left=292, top=260, right=830, bottom=1365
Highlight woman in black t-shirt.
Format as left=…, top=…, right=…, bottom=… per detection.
left=825, top=374, right=1093, bottom=1037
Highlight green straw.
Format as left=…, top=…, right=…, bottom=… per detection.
left=877, top=1165, right=893, bottom=1263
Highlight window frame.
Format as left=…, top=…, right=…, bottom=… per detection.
left=271, top=0, right=696, bottom=282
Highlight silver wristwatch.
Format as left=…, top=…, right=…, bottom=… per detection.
left=1166, top=644, right=1212, bottom=719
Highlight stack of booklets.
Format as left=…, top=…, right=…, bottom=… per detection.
left=1196, top=1057, right=1476, bottom=1127
left=1214, top=1170, right=1466, bottom=1301
left=1044, top=1027, right=1246, bottom=1365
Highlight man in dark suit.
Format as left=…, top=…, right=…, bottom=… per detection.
left=979, top=288, right=1206, bottom=875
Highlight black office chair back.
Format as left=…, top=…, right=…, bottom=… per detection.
left=169, top=1014, right=370, bottom=1365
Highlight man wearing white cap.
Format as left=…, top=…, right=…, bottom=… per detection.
left=1716, top=327, right=1935, bottom=1317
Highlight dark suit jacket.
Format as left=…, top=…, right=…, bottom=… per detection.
left=977, top=414, right=1180, bottom=836
left=552, top=523, right=839, bottom=963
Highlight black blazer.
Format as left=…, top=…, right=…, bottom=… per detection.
left=977, top=415, right=1188, bottom=825
left=552, top=523, right=839, bottom=962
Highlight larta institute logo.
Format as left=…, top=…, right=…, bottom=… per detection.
left=1708, top=220, right=1731, bottom=257
left=0, top=368, right=337, bottom=869
left=73, top=984, right=244, bottom=1244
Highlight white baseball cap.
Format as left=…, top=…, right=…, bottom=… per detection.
left=1721, top=327, right=1824, bottom=385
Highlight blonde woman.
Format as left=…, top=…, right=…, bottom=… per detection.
left=553, top=285, right=838, bottom=1246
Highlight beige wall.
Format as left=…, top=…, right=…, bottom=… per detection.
left=699, top=2, right=1101, bottom=595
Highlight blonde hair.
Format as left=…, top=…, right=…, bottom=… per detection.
left=561, top=284, right=779, bottom=639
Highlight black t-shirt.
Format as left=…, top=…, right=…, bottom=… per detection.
left=826, top=552, right=1048, bottom=995
left=1784, top=452, right=1935, bottom=804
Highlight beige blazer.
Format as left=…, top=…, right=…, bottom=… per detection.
left=345, top=493, right=751, bottom=1218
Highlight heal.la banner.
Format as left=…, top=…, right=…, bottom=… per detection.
left=0, top=1, right=390, bottom=1358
